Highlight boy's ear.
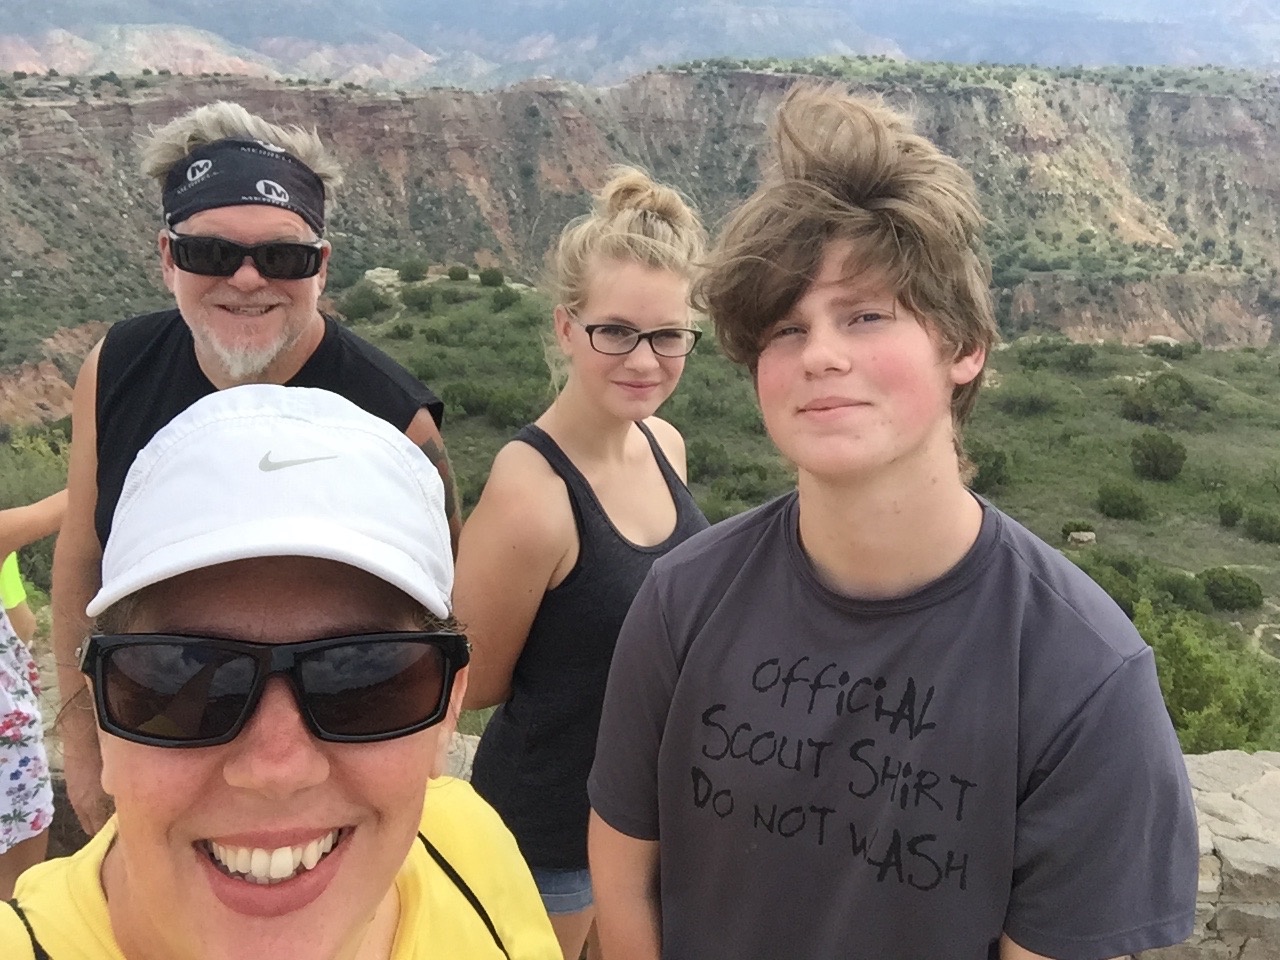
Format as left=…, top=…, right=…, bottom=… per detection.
left=949, top=346, right=986, bottom=387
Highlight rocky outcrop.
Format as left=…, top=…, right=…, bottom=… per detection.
left=1139, top=751, right=1280, bottom=960
left=1009, top=275, right=1275, bottom=348
left=0, top=321, right=105, bottom=425
left=0, top=360, right=73, bottom=425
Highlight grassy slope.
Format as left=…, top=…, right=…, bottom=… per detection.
left=355, top=279, right=1280, bottom=631
left=355, top=281, right=1279, bottom=746
left=969, top=342, right=1280, bottom=629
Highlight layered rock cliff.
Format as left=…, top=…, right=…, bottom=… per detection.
left=0, top=64, right=1278, bottom=384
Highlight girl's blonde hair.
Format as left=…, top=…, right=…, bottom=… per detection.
left=545, top=166, right=705, bottom=384
left=549, top=165, right=705, bottom=313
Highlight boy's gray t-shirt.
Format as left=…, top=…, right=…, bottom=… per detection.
left=588, top=492, right=1198, bottom=960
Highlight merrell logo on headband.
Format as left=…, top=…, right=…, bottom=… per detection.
left=187, top=159, right=213, bottom=183
left=257, top=179, right=289, bottom=202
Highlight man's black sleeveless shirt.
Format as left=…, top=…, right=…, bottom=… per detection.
left=94, top=308, right=443, bottom=546
left=470, top=422, right=709, bottom=870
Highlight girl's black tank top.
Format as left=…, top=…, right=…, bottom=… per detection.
left=470, top=421, right=708, bottom=870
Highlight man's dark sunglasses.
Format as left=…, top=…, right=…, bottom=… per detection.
left=167, top=230, right=326, bottom=280
left=80, top=631, right=470, bottom=748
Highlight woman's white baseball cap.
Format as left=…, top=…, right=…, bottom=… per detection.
left=87, top=384, right=452, bottom=618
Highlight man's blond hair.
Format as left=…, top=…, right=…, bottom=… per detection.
left=139, top=100, right=343, bottom=194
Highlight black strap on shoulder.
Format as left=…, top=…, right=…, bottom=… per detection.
left=417, top=832, right=511, bottom=959
left=6, top=899, right=50, bottom=960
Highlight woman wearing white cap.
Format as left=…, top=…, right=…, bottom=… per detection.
left=0, top=386, right=558, bottom=960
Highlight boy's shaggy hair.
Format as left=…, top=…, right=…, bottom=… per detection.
left=693, top=83, right=997, bottom=426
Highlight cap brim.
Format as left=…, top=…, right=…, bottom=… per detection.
left=87, top=517, right=448, bottom=619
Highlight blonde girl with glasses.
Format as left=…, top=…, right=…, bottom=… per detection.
left=453, top=167, right=710, bottom=960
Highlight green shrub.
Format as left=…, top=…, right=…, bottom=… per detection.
left=1097, top=481, right=1149, bottom=520
left=485, top=387, right=542, bottom=430
left=1014, top=337, right=1095, bottom=372
left=440, top=287, right=480, bottom=305
left=697, top=492, right=749, bottom=525
left=1151, top=570, right=1213, bottom=614
left=1242, top=508, right=1280, bottom=544
left=1081, top=563, right=1140, bottom=618
left=1137, top=600, right=1280, bottom=752
left=324, top=258, right=367, bottom=291
left=339, top=281, right=390, bottom=321
left=1061, top=519, right=1094, bottom=539
left=447, top=265, right=470, bottom=281
left=686, top=438, right=734, bottom=479
left=478, top=267, right=504, bottom=287
left=1197, top=567, right=1264, bottom=611
left=991, top=386, right=1059, bottom=416
left=491, top=287, right=521, bottom=311
left=439, top=381, right=492, bottom=418
left=968, top=441, right=1009, bottom=493
left=385, top=321, right=414, bottom=340
left=1130, top=430, right=1187, bottom=482
left=397, top=257, right=430, bottom=283
left=1120, top=371, right=1212, bottom=424
left=401, top=285, right=436, bottom=313
left=712, top=463, right=774, bottom=503
left=1119, top=389, right=1160, bottom=424
left=1218, top=496, right=1243, bottom=528
left=1145, top=340, right=1202, bottom=361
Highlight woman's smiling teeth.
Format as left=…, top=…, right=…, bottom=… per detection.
left=205, top=829, right=341, bottom=884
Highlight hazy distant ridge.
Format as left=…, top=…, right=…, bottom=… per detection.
left=1, top=2, right=1278, bottom=88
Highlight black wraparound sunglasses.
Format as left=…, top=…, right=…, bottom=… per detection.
left=80, top=631, right=470, bottom=748
left=167, top=230, right=326, bottom=280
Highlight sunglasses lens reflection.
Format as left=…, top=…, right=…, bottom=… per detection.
left=300, top=640, right=448, bottom=737
left=171, top=235, right=321, bottom=280
left=98, top=637, right=453, bottom=744
left=103, top=643, right=252, bottom=742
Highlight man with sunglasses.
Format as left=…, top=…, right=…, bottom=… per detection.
left=52, top=101, right=463, bottom=835
left=4, top=384, right=558, bottom=960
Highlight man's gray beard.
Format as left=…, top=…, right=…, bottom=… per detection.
left=200, top=327, right=296, bottom=383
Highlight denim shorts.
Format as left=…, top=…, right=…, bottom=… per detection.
left=529, top=865, right=594, bottom=915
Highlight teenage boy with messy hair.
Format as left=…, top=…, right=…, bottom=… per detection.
left=587, top=85, right=1197, bottom=960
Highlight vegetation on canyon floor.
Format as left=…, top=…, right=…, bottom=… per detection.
left=352, top=275, right=1279, bottom=750
left=3, top=272, right=1278, bottom=750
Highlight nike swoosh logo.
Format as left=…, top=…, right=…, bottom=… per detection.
left=258, top=453, right=340, bottom=472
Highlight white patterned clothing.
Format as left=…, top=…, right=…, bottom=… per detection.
left=0, top=605, right=52, bottom=853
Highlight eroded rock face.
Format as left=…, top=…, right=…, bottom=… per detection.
left=0, top=320, right=106, bottom=425
left=2, top=70, right=1280, bottom=369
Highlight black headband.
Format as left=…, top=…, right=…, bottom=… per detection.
left=162, top=138, right=326, bottom=235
